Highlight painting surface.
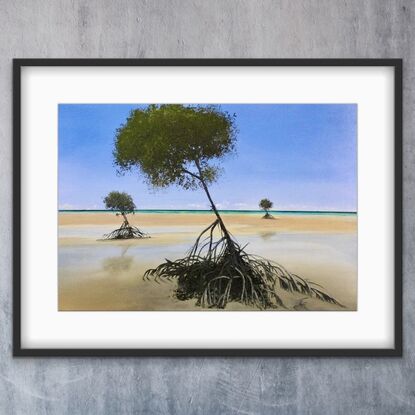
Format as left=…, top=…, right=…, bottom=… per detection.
left=58, top=104, right=357, bottom=311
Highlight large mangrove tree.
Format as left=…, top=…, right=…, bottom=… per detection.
left=113, top=104, right=341, bottom=309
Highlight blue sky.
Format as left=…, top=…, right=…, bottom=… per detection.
left=58, top=104, right=357, bottom=211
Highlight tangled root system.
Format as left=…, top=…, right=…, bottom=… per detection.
left=144, top=219, right=342, bottom=310
left=104, top=221, right=148, bottom=240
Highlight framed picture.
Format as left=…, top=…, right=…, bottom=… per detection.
left=14, top=59, right=402, bottom=356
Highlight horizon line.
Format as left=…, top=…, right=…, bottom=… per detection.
left=58, top=208, right=357, bottom=214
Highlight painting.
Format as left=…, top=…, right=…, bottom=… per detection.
left=58, top=103, right=357, bottom=312
left=15, top=60, right=401, bottom=355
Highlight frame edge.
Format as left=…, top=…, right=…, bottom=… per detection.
left=12, top=58, right=403, bottom=357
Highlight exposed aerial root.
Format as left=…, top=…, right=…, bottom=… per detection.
left=104, top=221, right=148, bottom=240
left=144, top=219, right=342, bottom=310
left=262, top=213, right=274, bottom=219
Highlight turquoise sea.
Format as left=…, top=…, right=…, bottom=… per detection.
left=59, top=209, right=357, bottom=216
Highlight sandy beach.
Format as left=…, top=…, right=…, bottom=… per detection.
left=58, top=212, right=357, bottom=311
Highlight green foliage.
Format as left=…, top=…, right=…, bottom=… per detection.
left=113, top=104, right=237, bottom=190
left=103, top=191, right=136, bottom=215
left=259, top=198, right=273, bottom=212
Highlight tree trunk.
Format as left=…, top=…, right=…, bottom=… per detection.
left=194, top=162, right=236, bottom=252
left=121, top=212, right=130, bottom=227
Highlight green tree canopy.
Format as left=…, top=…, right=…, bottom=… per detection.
left=259, top=198, right=273, bottom=212
left=103, top=191, right=136, bottom=215
left=113, top=104, right=237, bottom=190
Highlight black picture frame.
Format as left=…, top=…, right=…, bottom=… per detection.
left=13, top=59, right=403, bottom=357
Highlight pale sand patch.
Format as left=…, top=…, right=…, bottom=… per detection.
left=59, top=233, right=190, bottom=247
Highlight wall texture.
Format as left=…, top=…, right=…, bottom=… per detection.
left=0, top=1, right=413, bottom=413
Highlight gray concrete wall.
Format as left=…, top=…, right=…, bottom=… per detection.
left=0, top=1, right=413, bottom=413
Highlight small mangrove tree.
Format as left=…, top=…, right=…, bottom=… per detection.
left=103, top=191, right=147, bottom=239
left=259, top=198, right=274, bottom=219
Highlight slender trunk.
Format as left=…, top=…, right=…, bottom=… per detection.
left=199, top=176, right=224, bottom=225
left=121, top=212, right=130, bottom=227
left=194, top=161, right=236, bottom=252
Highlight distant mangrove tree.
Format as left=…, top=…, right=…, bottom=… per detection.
left=259, top=198, right=274, bottom=219
left=103, top=191, right=147, bottom=239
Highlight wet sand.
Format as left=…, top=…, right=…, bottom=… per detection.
left=58, top=212, right=357, bottom=311
left=59, top=211, right=356, bottom=233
